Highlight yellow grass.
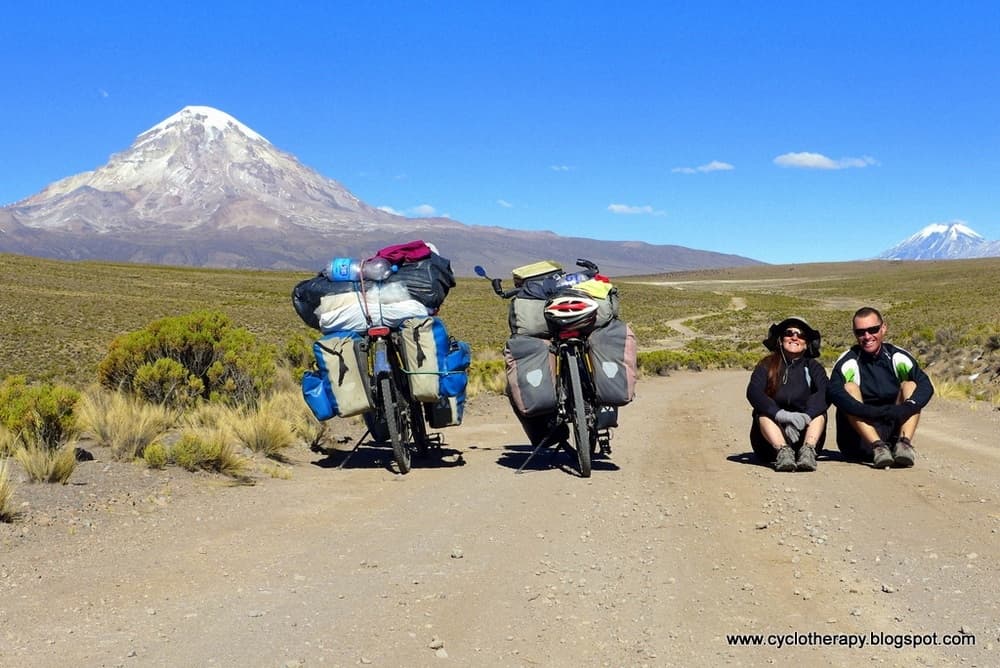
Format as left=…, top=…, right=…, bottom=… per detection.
left=14, top=442, right=77, bottom=484
left=0, top=458, right=16, bottom=522
left=76, top=388, right=176, bottom=461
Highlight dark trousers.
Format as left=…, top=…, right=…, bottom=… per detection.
left=834, top=408, right=896, bottom=462
left=749, top=415, right=826, bottom=463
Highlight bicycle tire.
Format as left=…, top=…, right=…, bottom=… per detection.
left=381, top=375, right=412, bottom=474
left=566, top=348, right=592, bottom=477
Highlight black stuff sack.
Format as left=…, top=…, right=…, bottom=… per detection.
left=292, top=273, right=359, bottom=330
left=385, top=253, right=456, bottom=311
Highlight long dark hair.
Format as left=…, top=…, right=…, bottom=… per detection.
left=762, top=351, right=784, bottom=397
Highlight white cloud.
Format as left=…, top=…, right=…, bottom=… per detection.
left=608, top=203, right=666, bottom=216
left=773, top=152, right=878, bottom=170
left=98, top=88, right=109, bottom=99
left=409, top=204, right=437, bottom=216
left=377, top=205, right=402, bottom=215
left=497, top=199, right=513, bottom=208
left=549, top=164, right=573, bottom=172
left=672, top=160, right=734, bottom=174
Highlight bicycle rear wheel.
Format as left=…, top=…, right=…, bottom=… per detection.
left=566, top=349, right=593, bottom=477
left=381, top=376, right=412, bottom=474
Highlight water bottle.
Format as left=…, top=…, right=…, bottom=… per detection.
left=555, top=271, right=589, bottom=289
left=361, top=256, right=397, bottom=281
left=327, top=257, right=361, bottom=282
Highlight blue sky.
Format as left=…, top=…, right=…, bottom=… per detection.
left=3, top=1, right=998, bottom=264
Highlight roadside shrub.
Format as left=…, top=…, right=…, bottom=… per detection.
left=467, top=359, right=506, bottom=396
left=133, top=358, right=204, bottom=407
left=76, top=388, right=175, bottom=461
left=97, top=310, right=276, bottom=409
left=15, top=442, right=77, bottom=483
left=170, top=430, right=248, bottom=478
left=142, top=442, right=169, bottom=469
left=0, top=376, right=80, bottom=449
left=0, top=459, right=16, bottom=522
left=282, top=331, right=316, bottom=379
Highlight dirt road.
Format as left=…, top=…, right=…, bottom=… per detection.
left=3, top=371, right=999, bottom=667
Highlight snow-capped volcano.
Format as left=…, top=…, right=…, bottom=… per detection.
left=878, top=222, right=1000, bottom=260
left=17, top=105, right=388, bottom=233
left=0, top=105, right=760, bottom=273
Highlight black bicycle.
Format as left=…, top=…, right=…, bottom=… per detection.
left=476, top=260, right=611, bottom=477
left=363, top=325, right=432, bottom=473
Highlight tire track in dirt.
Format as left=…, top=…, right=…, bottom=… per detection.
left=2, top=372, right=998, bottom=667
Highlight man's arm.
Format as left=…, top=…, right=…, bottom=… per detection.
left=826, top=351, right=893, bottom=420
left=895, top=346, right=934, bottom=407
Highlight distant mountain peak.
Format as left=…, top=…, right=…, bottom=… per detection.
left=143, top=105, right=268, bottom=144
left=1, top=105, right=762, bottom=273
left=879, top=221, right=999, bottom=260
left=913, top=221, right=984, bottom=242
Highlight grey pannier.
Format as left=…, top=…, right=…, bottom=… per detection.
left=587, top=319, right=637, bottom=406
left=508, top=297, right=549, bottom=338
left=503, top=335, right=557, bottom=415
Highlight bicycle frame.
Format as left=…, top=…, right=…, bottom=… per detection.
left=477, top=259, right=612, bottom=477
left=362, top=326, right=430, bottom=474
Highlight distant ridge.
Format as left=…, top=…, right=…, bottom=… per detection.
left=878, top=222, right=1000, bottom=260
left=0, top=106, right=761, bottom=275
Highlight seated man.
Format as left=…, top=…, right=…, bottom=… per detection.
left=826, top=307, right=934, bottom=468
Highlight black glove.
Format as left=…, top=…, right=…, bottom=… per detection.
left=887, top=400, right=920, bottom=423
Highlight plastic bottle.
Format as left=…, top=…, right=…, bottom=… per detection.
left=555, top=271, right=589, bottom=289
left=361, top=256, right=398, bottom=281
left=327, top=257, right=361, bottom=281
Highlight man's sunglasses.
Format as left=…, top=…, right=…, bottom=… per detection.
left=854, top=324, right=882, bottom=337
left=782, top=329, right=805, bottom=339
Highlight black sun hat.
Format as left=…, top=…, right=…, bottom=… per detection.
left=763, top=316, right=821, bottom=358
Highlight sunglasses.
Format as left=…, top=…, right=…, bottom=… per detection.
left=782, top=329, right=805, bottom=339
left=854, top=324, right=883, bottom=337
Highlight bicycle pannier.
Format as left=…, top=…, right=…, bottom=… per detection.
left=312, top=331, right=374, bottom=417
left=425, top=395, right=465, bottom=428
left=301, top=369, right=335, bottom=421
left=508, top=297, right=549, bottom=337
left=504, top=335, right=557, bottom=416
left=587, top=319, right=637, bottom=406
left=399, top=317, right=449, bottom=402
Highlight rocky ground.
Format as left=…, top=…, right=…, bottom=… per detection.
left=2, top=371, right=999, bottom=667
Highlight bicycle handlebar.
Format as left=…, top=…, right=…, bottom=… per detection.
left=479, top=258, right=601, bottom=300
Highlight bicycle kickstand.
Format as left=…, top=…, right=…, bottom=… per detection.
left=337, top=429, right=371, bottom=469
left=515, top=428, right=562, bottom=474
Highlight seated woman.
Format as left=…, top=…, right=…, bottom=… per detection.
left=745, top=317, right=829, bottom=472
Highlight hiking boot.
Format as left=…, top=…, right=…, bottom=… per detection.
left=774, top=446, right=796, bottom=472
left=893, top=438, right=916, bottom=468
left=796, top=445, right=817, bottom=472
left=872, top=441, right=894, bottom=469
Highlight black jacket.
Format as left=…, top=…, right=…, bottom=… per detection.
left=826, top=342, right=934, bottom=421
left=746, top=355, right=829, bottom=419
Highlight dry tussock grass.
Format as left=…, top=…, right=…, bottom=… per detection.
left=0, top=458, right=16, bottom=522
left=14, top=442, right=77, bottom=483
left=77, top=388, right=176, bottom=461
left=228, top=396, right=297, bottom=460
left=0, top=424, right=17, bottom=458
